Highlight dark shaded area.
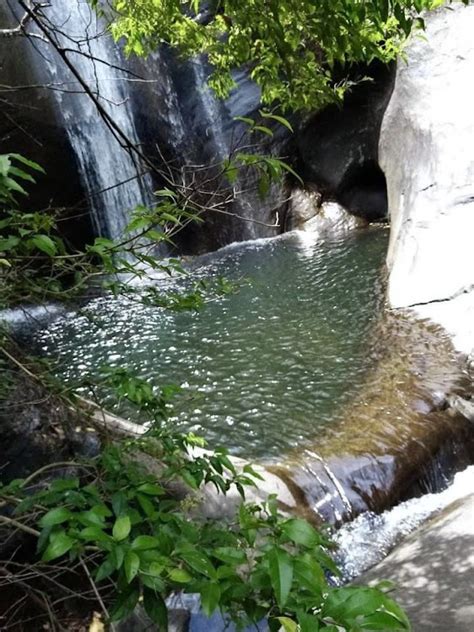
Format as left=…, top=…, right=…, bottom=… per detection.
left=0, top=345, right=99, bottom=484
left=294, top=61, right=395, bottom=222
left=337, top=160, right=388, bottom=221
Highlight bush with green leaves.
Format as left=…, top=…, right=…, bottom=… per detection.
left=98, top=0, right=468, bottom=112
left=1, top=431, right=410, bottom=631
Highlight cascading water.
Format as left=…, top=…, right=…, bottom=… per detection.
left=34, top=0, right=152, bottom=239
left=334, top=465, right=474, bottom=582
left=190, top=58, right=230, bottom=162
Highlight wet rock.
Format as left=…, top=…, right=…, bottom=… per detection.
left=189, top=612, right=267, bottom=632
left=116, top=607, right=190, bottom=632
left=381, top=3, right=474, bottom=354
left=447, top=395, right=474, bottom=424
left=298, top=201, right=367, bottom=236
left=0, top=5, right=93, bottom=249
left=359, top=494, right=474, bottom=631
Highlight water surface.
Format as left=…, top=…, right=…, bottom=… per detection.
left=32, top=228, right=388, bottom=459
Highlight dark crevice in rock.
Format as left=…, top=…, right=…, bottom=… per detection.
left=399, top=284, right=474, bottom=309
left=336, top=159, right=388, bottom=221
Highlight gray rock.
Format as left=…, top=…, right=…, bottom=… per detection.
left=381, top=3, right=474, bottom=354
left=359, top=494, right=474, bottom=631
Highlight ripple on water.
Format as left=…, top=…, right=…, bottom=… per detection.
left=30, top=228, right=389, bottom=459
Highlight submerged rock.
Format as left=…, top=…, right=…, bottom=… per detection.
left=381, top=3, right=474, bottom=355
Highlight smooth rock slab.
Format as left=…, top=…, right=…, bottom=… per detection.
left=360, top=494, right=474, bottom=631
left=381, top=3, right=474, bottom=354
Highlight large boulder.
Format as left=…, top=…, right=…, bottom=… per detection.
left=381, top=3, right=474, bottom=354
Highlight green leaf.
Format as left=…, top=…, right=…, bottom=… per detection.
left=9, top=153, right=45, bottom=173
left=298, top=612, right=320, bottom=632
left=268, top=548, right=293, bottom=608
left=233, top=115, right=255, bottom=127
left=143, top=588, right=168, bottom=629
left=42, top=531, right=74, bottom=562
left=79, top=526, right=111, bottom=544
left=112, top=491, right=128, bottom=516
left=253, top=125, right=274, bottom=137
left=3, top=176, right=27, bottom=196
left=0, top=154, right=11, bottom=177
left=281, top=518, right=321, bottom=548
left=131, top=535, right=160, bottom=551
left=124, top=551, right=140, bottom=583
left=293, top=555, right=326, bottom=594
left=201, top=582, right=221, bottom=616
left=180, top=550, right=216, bottom=579
left=50, top=478, right=79, bottom=492
left=137, top=483, right=165, bottom=496
left=95, top=555, right=116, bottom=582
left=276, top=617, right=298, bottom=632
left=8, top=166, right=36, bottom=183
left=213, top=547, right=247, bottom=565
left=38, top=508, right=72, bottom=528
left=109, top=584, right=140, bottom=622
left=136, top=493, right=156, bottom=518
left=0, top=236, right=20, bottom=252
left=259, top=110, right=294, bottom=132
left=113, top=515, right=131, bottom=541
left=112, top=545, right=126, bottom=570
left=258, top=173, right=270, bottom=200
left=360, top=611, right=410, bottom=630
left=169, top=568, right=193, bottom=583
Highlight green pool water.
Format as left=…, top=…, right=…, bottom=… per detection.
left=33, top=227, right=389, bottom=459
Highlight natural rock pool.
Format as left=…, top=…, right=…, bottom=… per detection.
left=31, top=227, right=388, bottom=459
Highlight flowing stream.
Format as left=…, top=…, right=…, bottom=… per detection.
left=30, top=227, right=388, bottom=460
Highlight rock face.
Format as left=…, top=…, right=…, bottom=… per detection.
left=0, top=5, right=94, bottom=248
left=360, top=494, right=474, bottom=631
left=1, top=0, right=394, bottom=253
left=381, top=3, right=474, bottom=354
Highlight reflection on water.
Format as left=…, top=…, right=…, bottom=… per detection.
left=31, top=228, right=388, bottom=459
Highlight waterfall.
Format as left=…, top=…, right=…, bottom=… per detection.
left=190, top=58, right=230, bottom=162
left=36, top=0, right=152, bottom=239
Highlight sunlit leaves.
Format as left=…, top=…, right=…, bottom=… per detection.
left=103, top=0, right=448, bottom=111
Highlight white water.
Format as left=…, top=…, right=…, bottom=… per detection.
left=191, top=58, right=230, bottom=162
left=334, top=465, right=474, bottom=582
left=37, top=0, right=152, bottom=238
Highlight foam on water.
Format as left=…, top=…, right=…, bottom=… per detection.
left=334, top=465, right=474, bottom=582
